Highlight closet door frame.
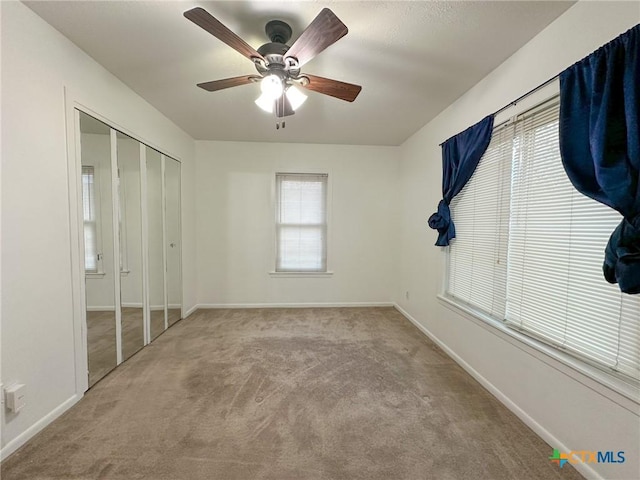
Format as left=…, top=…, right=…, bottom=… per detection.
left=161, top=154, right=169, bottom=330
left=110, top=129, right=124, bottom=365
left=65, top=90, right=183, bottom=397
left=68, top=107, right=90, bottom=395
left=140, top=145, right=151, bottom=345
left=165, top=156, right=184, bottom=321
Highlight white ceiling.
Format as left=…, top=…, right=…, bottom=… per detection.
left=25, top=1, right=574, bottom=146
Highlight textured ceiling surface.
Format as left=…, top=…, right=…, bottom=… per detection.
left=26, top=1, right=575, bottom=146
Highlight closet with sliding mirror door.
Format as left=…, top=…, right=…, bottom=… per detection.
left=80, top=112, right=117, bottom=387
left=147, top=147, right=166, bottom=341
left=165, top=157, right=182, bottom=326
left=117, top=132, right=145, bottom=362
left=76, top=109, right=182, bottom=388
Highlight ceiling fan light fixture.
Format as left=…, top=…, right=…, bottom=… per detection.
left=260, top=74, right=284, bottom=100
left=285, top=86, right=308, bottom=111
left=254, top=93, right=274, bottom=113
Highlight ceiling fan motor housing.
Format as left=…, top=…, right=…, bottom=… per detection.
left=257, top=20, right=299, bottom=78
left=265, top=20, right=292, bottom=44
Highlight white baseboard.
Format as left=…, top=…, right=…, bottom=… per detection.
left=184, top=304, right=198, bottom=318
left=90, top=304, right=182, bottom=311
left=0, top=393, right=82, bottom=462
left=121, top=303, right=143, bottom=308
left=91, top=303, right=389, bottom=316
left=393, top=304, right=602, bottom=480
left=196, top=302, right=394, bottom=309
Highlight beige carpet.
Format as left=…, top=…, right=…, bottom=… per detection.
left=2, top=307, right=583, bottom=480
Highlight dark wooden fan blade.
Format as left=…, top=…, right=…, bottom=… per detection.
left=197, top=76, right=256, bottom=92
left=184, top=7, right=264, bottom=62
left=301, top=74, right=362, bottom=102
left=284, top=8, right=348, bottom=67
left=275, top=95, right=295, bottom=118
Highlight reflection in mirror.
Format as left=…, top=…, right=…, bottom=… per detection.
left=166, top=157, right=182, bottom=326
left=117, top=132, right=145, bottom=361
left=147, top=148, right=166, bottom=340
left=79, top=111, right=117, bottom=387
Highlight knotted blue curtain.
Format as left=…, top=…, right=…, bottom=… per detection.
left=559, top=24, right=640, bottom=294
left=428, top=115, right=494, bottom=246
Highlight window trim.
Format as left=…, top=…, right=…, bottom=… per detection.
left=85, top=272, right=106, bottom=278
left=268, top=271, right=334, bottom=278
left=441, top=84, right=640, bottom=406
left=82, top=164, right=105, bottom=275
left=271, top=170, right=332, bottom=275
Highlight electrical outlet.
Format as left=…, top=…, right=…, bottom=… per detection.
left=5, top=384, right=26, bottom=413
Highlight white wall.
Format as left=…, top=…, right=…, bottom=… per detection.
left=0, top=1, right=196, bottom=458
left=396, top=2, right=640, bottom=480
left=196, top=141, right=399, bottom=306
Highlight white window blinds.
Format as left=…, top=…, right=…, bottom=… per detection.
left=82, top=166, right=98, bottom=273
left=505, top=101, right=640, bottom=380
left=276, top=173, right=328, bottom=272
left=447, top=99, right=640, bottom=382
left=448, top=124, right=512, bottom=318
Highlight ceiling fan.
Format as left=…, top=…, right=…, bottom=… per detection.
left=183, top=7, right=362, bottom=120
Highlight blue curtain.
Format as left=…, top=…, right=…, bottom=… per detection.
left=428, top=115, right=494, bottom=246
left=559, top=24, right=640, bottom=294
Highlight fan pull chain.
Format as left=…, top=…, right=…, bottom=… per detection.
left=275, top=94, right=286, bottom=130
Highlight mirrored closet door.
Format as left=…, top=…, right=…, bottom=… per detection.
left=165, top=157, right=182, bottom=326
left=147, top=147, right=166, bottom=341
left=77, top=110, right=182, bottom=388
left=79, top=112, right=117, bottom=387
left=117, top=133, right=145, bottom=362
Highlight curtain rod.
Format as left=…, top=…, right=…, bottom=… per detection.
left=439, top=71, right=561, bottom=147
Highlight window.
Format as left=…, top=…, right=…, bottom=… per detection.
left=448, top=123, right=512, bottom=318
left=275, top=173, right=328, bottom=272
left=82, top=166, right=101, bottom=273
left=447, top=99, right=640, bottom=383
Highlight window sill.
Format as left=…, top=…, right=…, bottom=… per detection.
left=437, top=294, right=640, bottom=410
left=120, top=269, right=130, bottom=277
left=269, top=271, right=333, bottom=278
left=85, top=272, right=105, bottom=278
